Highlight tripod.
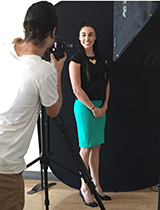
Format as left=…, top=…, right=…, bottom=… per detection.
left=26, top=106, right=56, bottom=210
left=27, top=105, right=106, bottom=210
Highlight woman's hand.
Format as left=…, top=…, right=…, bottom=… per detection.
left=92, top=104, right=108, bottom=118
left=101, top=104, right=108, bottom=116
left=92, top=107, right=103, bottom=118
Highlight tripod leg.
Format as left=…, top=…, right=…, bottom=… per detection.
left=41, top=106, right=56, bottom=210
left=27, top=106, right=56, bottom=210
left=27, top=113, right=46, bottom=195
left=54, top=114, right=106, bottom=210
left=44, top=158, right=49, bottom=210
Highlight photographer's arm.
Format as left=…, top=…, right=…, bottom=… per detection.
left=11, top=37, right=66, bottom=118
left=46, top=53, right=67, bottom=118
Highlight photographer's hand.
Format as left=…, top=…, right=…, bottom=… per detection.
left=50, top=52, right=67, bottom=74
left=11, top=37, right=23, bottom=44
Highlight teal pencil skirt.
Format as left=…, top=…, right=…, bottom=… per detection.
left=74, top=99, right=106, bottom=148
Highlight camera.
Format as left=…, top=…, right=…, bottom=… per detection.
left=49, top=37, right=76, bottom=60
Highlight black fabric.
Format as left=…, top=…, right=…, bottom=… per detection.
left=70, top=51, right=108, bottom=100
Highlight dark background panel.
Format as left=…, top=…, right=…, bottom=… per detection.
left=49, top=1, right=160, bottom=192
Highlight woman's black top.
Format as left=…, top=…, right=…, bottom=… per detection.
left=69, top=51, right=108, bottom=101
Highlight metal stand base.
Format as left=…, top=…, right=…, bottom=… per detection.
left=27, top=182, right=56, bottom=194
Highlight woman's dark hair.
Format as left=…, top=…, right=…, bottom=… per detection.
left=78, top=21, right=102, bottom=81
left=23, top=1, right=58, bottom=46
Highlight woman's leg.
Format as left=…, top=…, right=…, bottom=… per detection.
left=79, top=147, right=95, bottom=203
left=89, top=144, right=105, bottom=196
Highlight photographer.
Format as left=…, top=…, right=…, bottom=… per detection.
left=0, top=1, right=66, bottom=210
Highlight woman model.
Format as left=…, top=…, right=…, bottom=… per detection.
left=69, top=21, right=110, bottom=207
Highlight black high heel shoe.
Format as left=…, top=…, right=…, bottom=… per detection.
left=79, top=190, right=98, bottom=207
left=97, top=192, right=111, bottom=201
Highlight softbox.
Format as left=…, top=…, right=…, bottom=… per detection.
left=113, top=1, right=160, bottom=68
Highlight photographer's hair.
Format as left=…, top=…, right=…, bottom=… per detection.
left=78, top=21, right=102, bottom=81
left=23, top=1, right=58, bottom=46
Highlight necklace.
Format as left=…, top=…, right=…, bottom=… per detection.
left=89, top=58, right=96, bottom=64
left=89, top=56, right=96, bottom=64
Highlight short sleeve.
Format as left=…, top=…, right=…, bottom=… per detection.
left=39, top=65, right=58, bottom=107
left=69, top=51, right=82, bottom=64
